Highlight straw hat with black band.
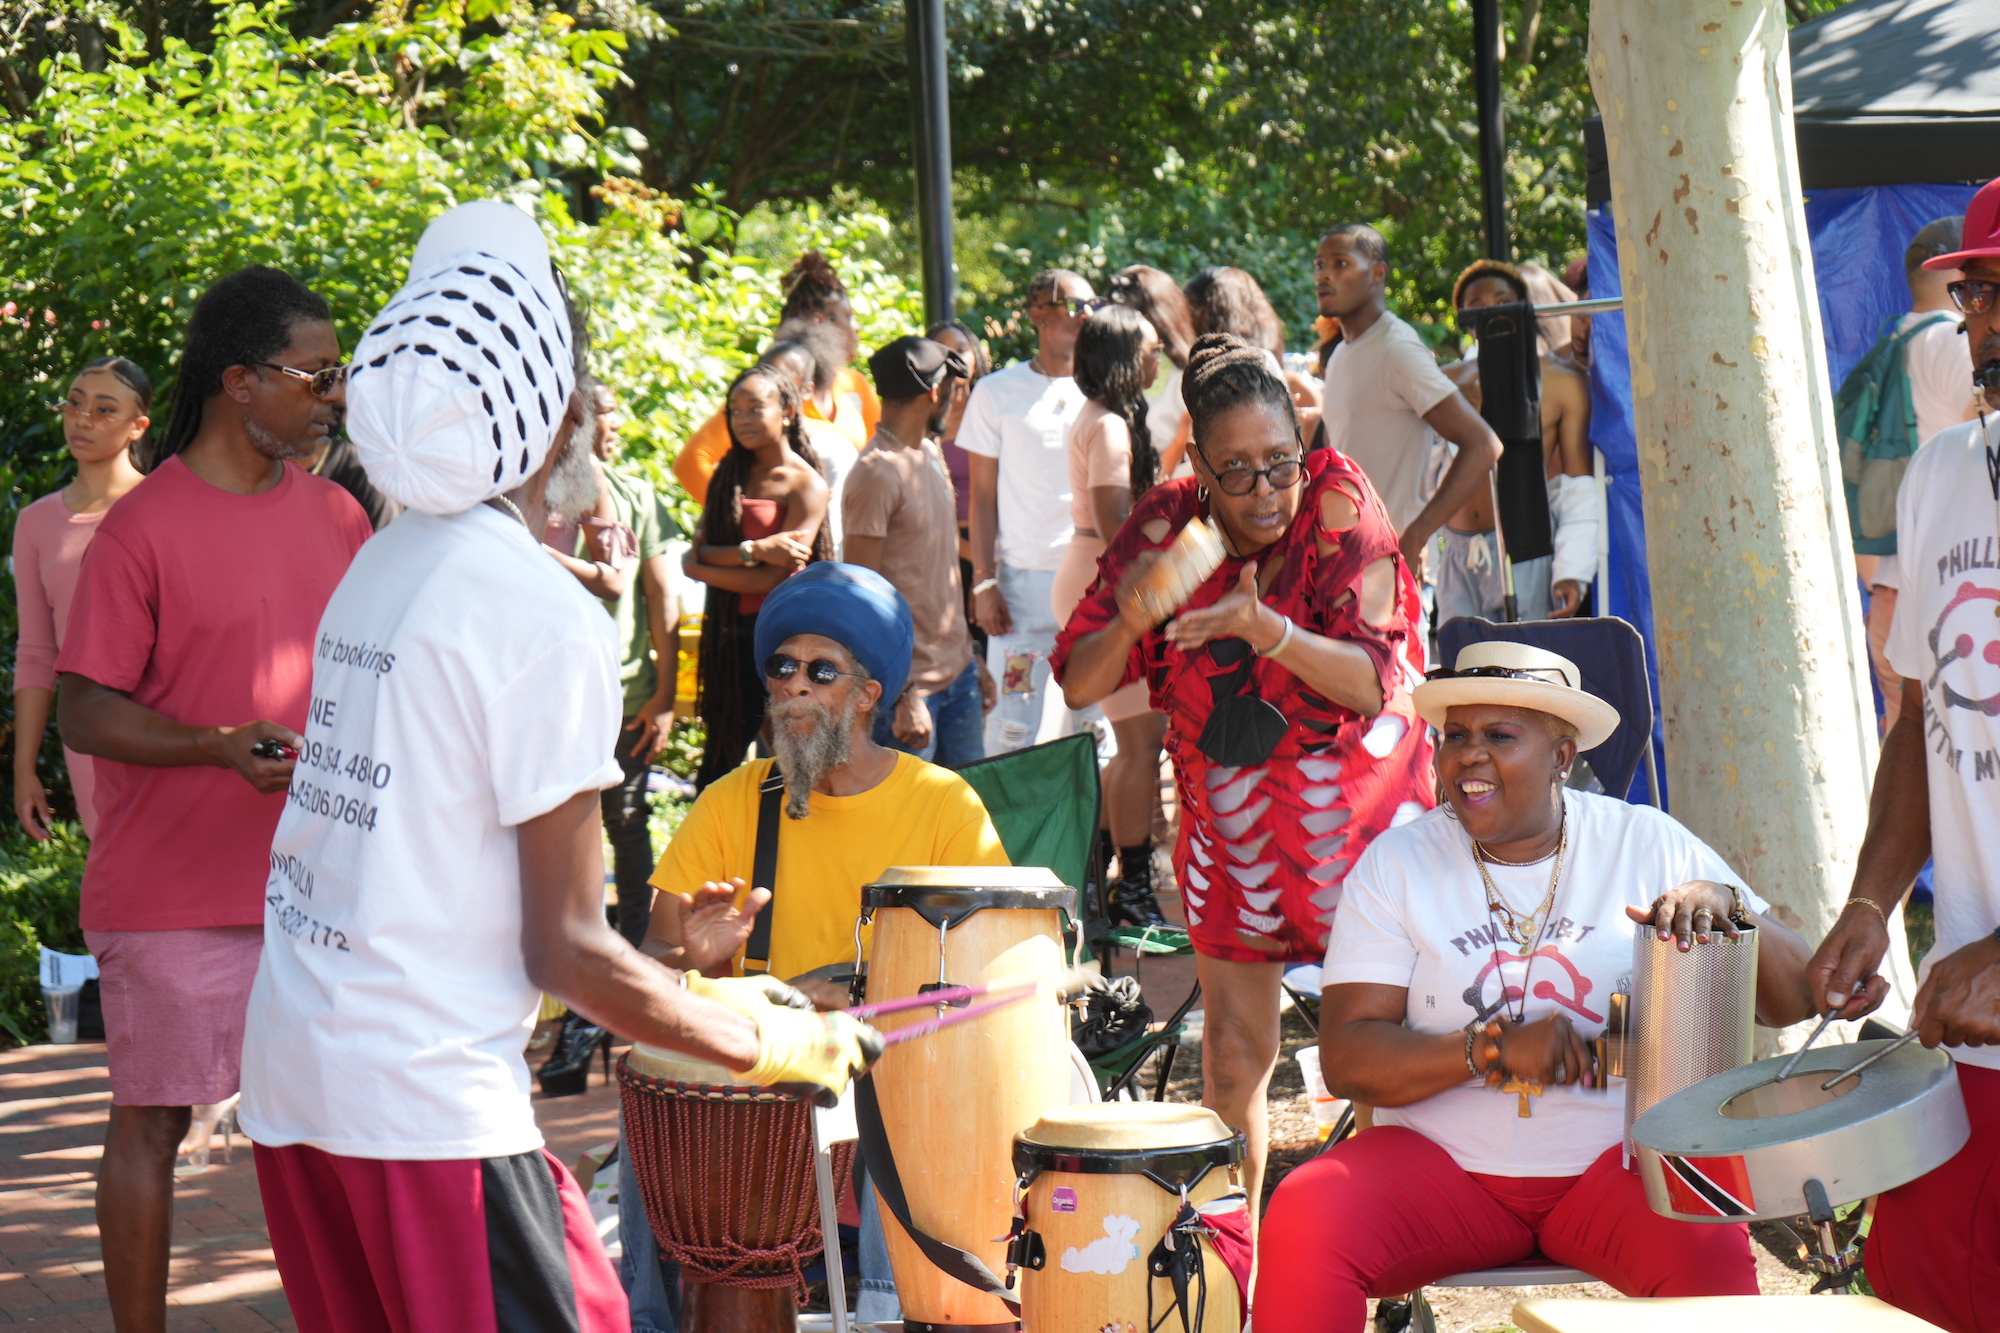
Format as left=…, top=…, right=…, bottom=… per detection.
left=1413, top=641, right=1620, bottom=750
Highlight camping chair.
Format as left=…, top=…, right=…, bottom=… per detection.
left=1437, top=615, right=1660, bottom=803
left=956, top=734, right=1196, bottom=1100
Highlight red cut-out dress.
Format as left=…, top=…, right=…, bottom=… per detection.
left=1052, top=451, right=1435, bottom=963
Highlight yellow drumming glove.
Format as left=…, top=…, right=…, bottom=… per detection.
left=743, top=1006, right=886, bottom=1108
left=686, top=973, right=814, bottom=1015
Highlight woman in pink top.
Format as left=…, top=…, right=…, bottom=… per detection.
left=13, top=357, right=152, bottom=840
left=1051, top=305, right=1172, bottom=928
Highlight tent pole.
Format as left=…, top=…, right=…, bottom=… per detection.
left=1588, top=0, right=1913, bottom=1050
left=1474, top=0, right=1509, bottom=262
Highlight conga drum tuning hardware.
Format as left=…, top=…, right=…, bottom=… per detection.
left=1633, top=1037, right=1971, bottom=1295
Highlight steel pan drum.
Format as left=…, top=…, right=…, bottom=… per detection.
left=1631, top=1038, right=1970, bottom=1222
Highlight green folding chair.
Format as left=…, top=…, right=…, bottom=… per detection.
left=957, top=733, right=1196, bottom=1100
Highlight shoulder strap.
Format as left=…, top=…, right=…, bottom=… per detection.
left=742, top=765, right=785, bottom=975
left=855, top=1072, right=1021, bottom=1313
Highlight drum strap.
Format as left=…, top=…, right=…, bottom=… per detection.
left=1146, top=1199, right=1209, bottom=1333
left=855, top=1072, right=1022, bottom=1315
left=742, top=766, right=786, bottom=975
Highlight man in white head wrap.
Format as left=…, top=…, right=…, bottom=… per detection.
left=237, top=202, right=880, bottom=1332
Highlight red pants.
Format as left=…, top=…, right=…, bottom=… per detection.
left=1256, top=1127, right=1756, bottom=1330
left=256, top=1143, right=627, bottom=1333
left=1868, top=1063, right=2000, bottom=1333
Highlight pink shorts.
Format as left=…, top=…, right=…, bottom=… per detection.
left=256, top=1143, right=627, bottom=1333
left=85, top=925, right=262, bottom=1106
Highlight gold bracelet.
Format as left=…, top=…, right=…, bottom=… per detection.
left=1843, top=897, right=1890, bottom=927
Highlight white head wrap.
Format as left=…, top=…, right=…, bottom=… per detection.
left=347, top=201, right=575, bottom=515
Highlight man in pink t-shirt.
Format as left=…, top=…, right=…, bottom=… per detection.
left=56, top=265, right=371, bottom=1333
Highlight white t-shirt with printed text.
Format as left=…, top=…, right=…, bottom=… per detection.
left=239, top=504, right=624, bottom=1159
left=955, top=360, right=1086, bottom=573
left=1324, top=789, right=1766, bottom=1176
left=1885, top=415, right=2000, bottom=1071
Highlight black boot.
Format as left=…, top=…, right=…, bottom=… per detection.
left=538, top=1011, right=609, bottom=1097
left=1106, top=843, right=1169, bottom=929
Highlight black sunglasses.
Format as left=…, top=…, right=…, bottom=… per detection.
left=1947, top=278, right=1997, bottom=317
left=255, top=361, right=349, bottom=399
left=1424, top=664, right=1575, bottom=687
left=763, top=653, right=861, bottom=686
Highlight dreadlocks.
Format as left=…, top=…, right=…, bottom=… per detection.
left=693, top=362, right=835, bottom=792
left=1073, top=304, right=1160, bottom=497
left=778, top=251, right=850, bottom=324
left=154, top=266, right=332, bottom=465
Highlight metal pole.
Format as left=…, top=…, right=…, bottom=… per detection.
left=1473, top=0, right=1508, bottom=262
left=907, top=0, right=955, bottom=326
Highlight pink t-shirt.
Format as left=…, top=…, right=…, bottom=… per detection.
left=58, top=456, right=371, bottom=931
left=1066, top=400, right=1133, bottom=533
left=13, top=492, right=111, bottom=834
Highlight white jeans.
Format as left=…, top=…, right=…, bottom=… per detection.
left=983, top=563, right=1079, bottom=754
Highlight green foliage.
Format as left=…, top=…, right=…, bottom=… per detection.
left=0, top=823, right=87, bottom=1046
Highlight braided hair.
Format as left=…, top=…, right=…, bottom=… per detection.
left=693, top=362, right=835, bottom=791
left=154, top=266, right=331, bottom=465
left=1182, top=332, right=1298, bottom=452
left=1073, top=305, right=1159, bottom=497
left=778, top=251, right=849, bottom=324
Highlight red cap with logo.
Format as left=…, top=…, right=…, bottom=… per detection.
left=1924, top=177, right=2000, bottom=270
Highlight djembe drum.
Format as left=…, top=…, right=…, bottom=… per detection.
left=618, top=1044, right=852, bottom=1333
left=1011, top=1104, right=1249, bottom=1333
left=862, top=865, right=1074, bottom=1331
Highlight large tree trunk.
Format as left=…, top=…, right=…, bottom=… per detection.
left=1588, top=0, right=1915, bottom=1044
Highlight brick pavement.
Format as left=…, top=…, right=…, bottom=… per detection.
left=0, top=1041, right=626, bottom=1330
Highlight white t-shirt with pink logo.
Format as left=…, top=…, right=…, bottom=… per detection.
left=1323, top=789, right=1764, bottom=1176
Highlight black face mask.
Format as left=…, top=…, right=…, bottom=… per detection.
left=1195, top=638, right=1288, bottom=767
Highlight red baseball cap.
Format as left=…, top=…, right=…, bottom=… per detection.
left=1924, top=177, right=2000, bottom=270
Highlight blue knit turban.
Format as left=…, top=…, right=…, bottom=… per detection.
left=753, top=563, right=915, bottom=704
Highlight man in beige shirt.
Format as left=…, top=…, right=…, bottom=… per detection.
left=843, top=335, right=991, bottom=767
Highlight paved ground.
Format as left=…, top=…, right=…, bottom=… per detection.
left=0, top=1041, right=626, bottom=1331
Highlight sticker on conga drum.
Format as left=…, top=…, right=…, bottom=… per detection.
left=1052, top=1186, right=1078, bottom=1213
left=1660, top=1153, right=1756, bottom=1217
left=1061, top=1215, right=1141, bottom=1274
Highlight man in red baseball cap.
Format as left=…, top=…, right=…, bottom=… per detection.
left=1805, top=173, right=2000, bottom=1333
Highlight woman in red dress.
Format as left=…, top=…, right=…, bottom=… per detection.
left=1054, top=333, right=1434, bottom=1215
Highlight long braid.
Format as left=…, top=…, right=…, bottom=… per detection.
left=1073, top=305, right=1159, bottom=499
left=693, top=364, right=829, bottom=789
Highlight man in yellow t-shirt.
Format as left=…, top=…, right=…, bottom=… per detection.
left=645, top=561, right=1006, bottom=998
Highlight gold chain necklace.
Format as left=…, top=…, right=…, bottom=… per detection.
left=1472, top=810, right=1567, bottom=948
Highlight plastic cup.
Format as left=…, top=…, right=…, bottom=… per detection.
left=1294, top=1044, right=1350, bottom=1141
left=42, top=984, right=81, bottom=1044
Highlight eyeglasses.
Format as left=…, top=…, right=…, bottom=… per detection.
left=254, top=361, right=349, bottom=398
left=48, top=399, right=136, bottom=423
left=762, top=653, right=861, bottom=686
left=1424, top=664, right=1575, bottom=687
left=1194, top=443, right=1304, bottom=496
left=1948, top=278, right=1997, bottom=317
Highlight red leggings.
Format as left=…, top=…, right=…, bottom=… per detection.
left=1868, top=1063, right=2000, bottom=1333
left=1255, top=1127, right=1756, bottom=1331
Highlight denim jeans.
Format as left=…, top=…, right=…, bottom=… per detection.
left=874, top=658, right=985, bottom=769
left=617, top=1121, right=682, bottom=1333
left=602, top=717, right=654, bottom=945
left=856, top=1170, right=901, bottom=1322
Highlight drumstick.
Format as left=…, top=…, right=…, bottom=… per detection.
left=1776, top=1012, right=1840, bottom=1081
left=846, top=964, right=1099, bottom=1021
left=1820, top=1029, right=1921, bottom=1092
left=876, top=986, right=1048, bottom=1047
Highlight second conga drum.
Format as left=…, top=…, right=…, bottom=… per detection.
left=1013, top=1104, right=1247, bottom=1333
left=863, top=866, right=1074, bottom=1331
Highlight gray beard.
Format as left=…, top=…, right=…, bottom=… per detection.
left=245, top=417, right=316, bottom=462
left=542, top=427, right=600, bottom=522
left=766, top=693, right=861, bottom=819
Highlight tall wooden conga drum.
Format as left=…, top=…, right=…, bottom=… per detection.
left=862, top=866, right=1074, bottom=1331
left=1013, top=1104, right=1247, bottom=1333
left=618, top=1044, right=851, bottom=1333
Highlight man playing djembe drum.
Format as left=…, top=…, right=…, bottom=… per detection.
left=1256, top=644, right=1821, bottom=1326
left=640, top=559, right=1010, bottom=1324
left=236, top=203, right=878, bottom=1333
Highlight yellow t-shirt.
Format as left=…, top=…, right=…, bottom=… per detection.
left=649, top=753, right=1009, bottom=980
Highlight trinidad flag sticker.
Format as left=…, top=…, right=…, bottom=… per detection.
left=1660, top=1154, right=1756, bottom=1217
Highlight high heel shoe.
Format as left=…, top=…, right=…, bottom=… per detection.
left=1105, top=874, right=1169, bottom=929
left=537, top=1013, right=610, bottom=1097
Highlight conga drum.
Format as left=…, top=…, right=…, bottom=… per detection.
left=862, top=866, right=1074, bottom=1331
left=1012, top=1104, right=1247, bottom=1333
left=617, top=1044, right=852, bottom=1333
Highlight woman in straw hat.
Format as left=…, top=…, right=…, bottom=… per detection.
left=1255, top=641, right=1821, bottom=1324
